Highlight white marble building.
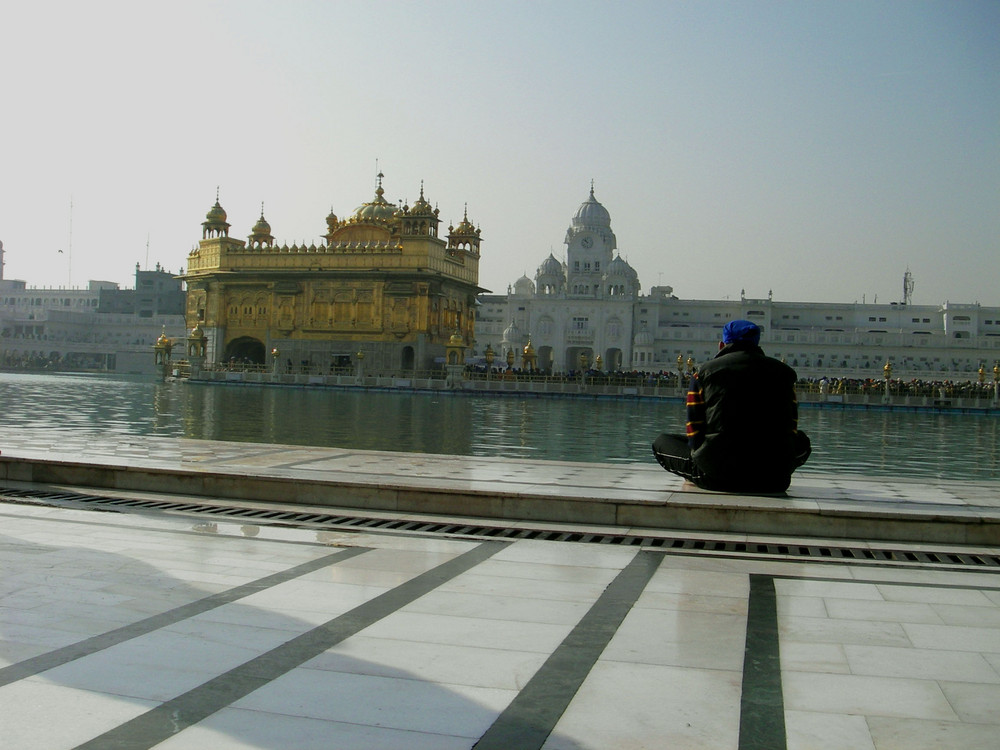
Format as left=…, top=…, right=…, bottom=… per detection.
left=481, top=185, right=642, bottom=372
left=478, top=187, right=1000, bottom=381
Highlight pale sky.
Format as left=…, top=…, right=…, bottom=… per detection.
left=1, top=0, right=997, bottom=306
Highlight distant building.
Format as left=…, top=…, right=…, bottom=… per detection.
left=99, top=263, right=186, bottom=318
left=0, top=266, right=186, bottom=373
left=483, top=187, right=1000, bottom=380
left=180, top=175, right=484, bottom=372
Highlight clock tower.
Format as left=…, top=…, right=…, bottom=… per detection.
left=565, top=183, right=617, bottom=297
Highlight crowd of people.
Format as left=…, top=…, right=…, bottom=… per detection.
left=797, top=376, right=999, bottom=399
left=465, top=366, right=998, bottom=398
left=0, top=351, right=109, bottom=371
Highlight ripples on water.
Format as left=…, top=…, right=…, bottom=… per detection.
left=2, top=372, right=998, bottom=481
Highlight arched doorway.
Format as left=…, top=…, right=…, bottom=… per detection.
left=604, top=347, right=623, bottom=372
left=537, top=346, right=554, bottom=372
left=401, top=346, right=415, bottom=372
left=565, top=346, right=593, bottom=372
left=224, top=337, right=265, bottom=365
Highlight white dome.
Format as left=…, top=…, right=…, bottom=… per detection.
left=503, top=319, right=521, bottom=342
left=537, top=253, right=563, bottom=277
left=606, top=255, right=632, bottom=276
left=513, top=274, right=535, bottom=296
left=571, top=186, right=611, bottom=229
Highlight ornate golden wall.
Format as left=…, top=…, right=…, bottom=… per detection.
left=181, top=178, right=484, bottom=371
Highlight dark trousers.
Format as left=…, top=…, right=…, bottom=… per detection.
left=651, top=434, right=703, bottom=484
left=651, top=432, right=811, bottom=492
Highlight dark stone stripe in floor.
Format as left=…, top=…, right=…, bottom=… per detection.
left=739, top=574, right=786, bottom=750
left=73, top=540, right=510, bottom=750
left=0, top=546, right=370, bottom=687
left=473, top=550, right=664, bottom=750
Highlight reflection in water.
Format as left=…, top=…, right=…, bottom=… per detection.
left=1, top=372, right=998, bottom=480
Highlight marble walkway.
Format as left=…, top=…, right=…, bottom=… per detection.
left=0, top=431, right=998, bottom=748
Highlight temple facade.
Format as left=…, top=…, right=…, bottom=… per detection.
left=480, top=187, right=1000, bottom=381
left=478, top=185, right=642, bottom=372
left=181, top=175, right=483, bottom=373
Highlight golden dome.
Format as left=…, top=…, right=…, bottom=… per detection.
left=409, top=182, right=435, bottom=215
left=352, top=173, right=396, bottom=225
left=452, top=205, right=476, bottom=235
left=190, top=322, right=204, bottom=338
left=205, top=200, right=227, bottom=224
left=156, top=331, right=170, bottom=347
left=523, top=339, right=535, bottom=355
left=201, top=190, right=231, bottom=238
left=448, top=331, right=465, bottom=347
left=251, top=212, right=271, bottom=236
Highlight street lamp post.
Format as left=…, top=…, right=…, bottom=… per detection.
left=484, top=343, right=495, bottom=384
left=355, top=349, right=365, bottom=383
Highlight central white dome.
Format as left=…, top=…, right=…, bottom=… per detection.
left=571, top=186, right=611, bottom=229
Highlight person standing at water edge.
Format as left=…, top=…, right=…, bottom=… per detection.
left=652, top=320, right=810, bottom=492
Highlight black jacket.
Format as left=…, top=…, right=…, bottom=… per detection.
left=687, top=342, right=802, bottom=492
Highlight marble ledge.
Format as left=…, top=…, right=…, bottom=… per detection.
left=0, top=451, right=997, bottom=547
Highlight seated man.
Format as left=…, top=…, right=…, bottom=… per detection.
left=652, top=319, right=810, bottom=493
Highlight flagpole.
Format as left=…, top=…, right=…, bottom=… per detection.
left=67, top=196, right=73, bottom=288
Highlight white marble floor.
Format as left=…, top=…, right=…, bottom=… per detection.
left=2, top=430, right=998, bottom=546
left=0, top=498, right=998, bottom=749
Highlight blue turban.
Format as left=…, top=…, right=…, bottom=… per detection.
left=722, top=319, right=761, bottom=345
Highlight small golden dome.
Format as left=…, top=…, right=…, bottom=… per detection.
left=251, top=212, right=271, bottom=236
left=205, top=200, right=227, bottom=224
left=190, top=322, right=204, bottom=338
left=409, top=182, right=434, bottom=215
left=453, top=205, right=476, bottom=235
left=449, top=331, right=465, bottom=347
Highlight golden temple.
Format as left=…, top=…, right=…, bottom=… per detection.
left=181, top=175, right=483, bottom=373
